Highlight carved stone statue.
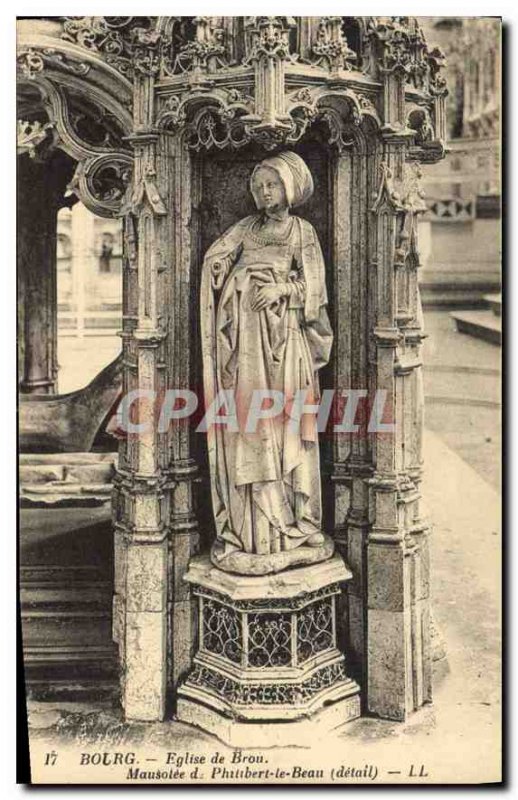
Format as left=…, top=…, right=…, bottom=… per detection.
left=200, top=152, right=334, bottom=575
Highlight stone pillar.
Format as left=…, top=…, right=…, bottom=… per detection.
left=162, top=134, right=200, bottom=699
left=244, top=17, right=294, bottom=137
left=18, top=154, right=61, bottom=394
left=367, top=142, right=432, bottom=720
left=113, top=33, right=170, bottom=721
left=330, top=143, right=374, bottom=701
left=113, top=28, right=200, bottom=720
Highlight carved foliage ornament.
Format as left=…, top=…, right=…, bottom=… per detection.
left=372, top=161, right=426, bottom=215
left=40, top=15, right=449, bottom=98
left=17, top=119, right=56, bottom=160
left=162, top=17, right=228, bottom=76
left=60, top=16, right=158, bottom=77
left=372, top=161, right=426, bottom=272
left=17, top=47, right=90, bottom=79
left=60, top=16, right=230, bottom=80
left=365, top=17, right=447, bottom=95
left=243, top=16, right=296, bottom=64
left=187, top=660, right=349, bottom=705
left=312, top=17, right=357, bottom=72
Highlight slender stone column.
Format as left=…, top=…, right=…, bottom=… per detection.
left=113, top=29, right=200, bottom=720
left=330, top=144, right=373, bottom=698
left=162, top=134, right=200, bottom=699
left=114, top=34, right=170, bottom=721
left=367, top=139, right=432, bottom=720
left=18, top=154, right=61, bottom=394
left=115, top=134, right=170, bottom=720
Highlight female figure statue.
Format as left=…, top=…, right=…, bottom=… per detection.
left=200, top=152, right=334, bottom=575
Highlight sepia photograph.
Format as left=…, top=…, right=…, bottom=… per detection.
left=15, top=12, right=502, bottom=786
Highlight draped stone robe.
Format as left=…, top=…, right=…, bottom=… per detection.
left=200, top=214, right=333, bottom=568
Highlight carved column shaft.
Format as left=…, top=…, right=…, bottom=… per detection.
left=162, top=133, right=199, bottom=698
left=330, top=149, right=353, bottom=669
left=18, top=155, right=61, bottom=394
left=245, top=17, right=292, bottom=135
left=367, top=138, right=431, bottom=719
left=330, top=141, right=375, bottom=695
left=115, top=49, right=170, bottom=720
left=382, top=69, right=406, bottom=131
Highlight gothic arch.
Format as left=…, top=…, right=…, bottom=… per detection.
left=17, top=18, right=134, bottom=217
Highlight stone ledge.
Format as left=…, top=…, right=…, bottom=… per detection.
left=176, top=691, right=361, bottom=748
left=183, top=554, right=352, bottom=601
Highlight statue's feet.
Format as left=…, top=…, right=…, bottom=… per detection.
left=210, top=533, right=335, bottom=576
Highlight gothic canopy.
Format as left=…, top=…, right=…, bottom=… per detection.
left=17, top=16, right=447, bottom=215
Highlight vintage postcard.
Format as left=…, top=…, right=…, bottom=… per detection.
left=17, top=14, right=502, bottom=785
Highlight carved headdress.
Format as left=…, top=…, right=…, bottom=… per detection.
left=251, top=151, right=314, bottom=209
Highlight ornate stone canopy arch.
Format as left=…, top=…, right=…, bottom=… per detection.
left=17, top=19, right=134, bottom=217
left=16, top=19, right=136, bottom=403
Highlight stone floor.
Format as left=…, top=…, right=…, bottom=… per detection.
left=423, top=309, right=501, bottom=490
left=28, top=314, right=500, bottom=784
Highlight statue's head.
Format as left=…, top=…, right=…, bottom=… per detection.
left=250, top=151, right=314, bottom=213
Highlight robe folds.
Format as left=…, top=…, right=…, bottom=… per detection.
left=200, top=214, right=333, bottom=563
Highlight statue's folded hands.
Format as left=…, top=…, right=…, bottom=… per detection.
left=250, top=282, right=287, bottom=311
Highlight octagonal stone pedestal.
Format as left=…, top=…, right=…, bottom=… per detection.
left=176, top=555, right=360, bottom=747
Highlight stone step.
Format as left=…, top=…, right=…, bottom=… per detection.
left=19, top=461, right=115, bottom=485
left=420, top=277, right=501, bottom=309
left=19, top=453, right=116, bottom=464
left=20, top=510, right=117, bottom=700
left=484, top=293, right=502, bottom=316
left=19, top=453, right=116, bottom=507
left=450, top=310, right=502, bottom=346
